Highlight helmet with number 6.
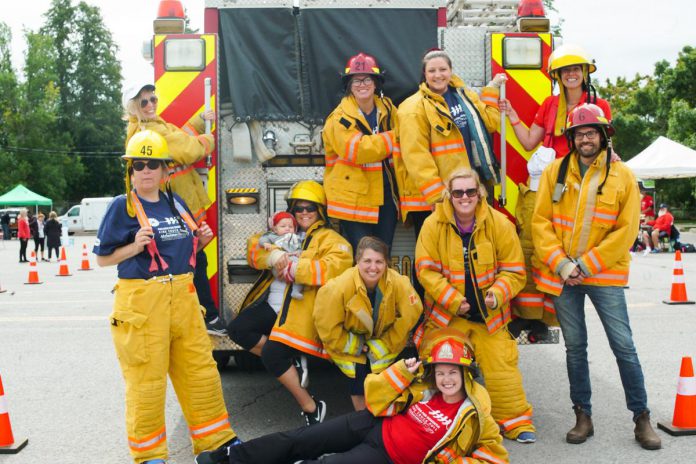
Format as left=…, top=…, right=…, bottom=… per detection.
left=565, top=103, right=615, bottom=139
left=123, top=130, right=173, bottom=161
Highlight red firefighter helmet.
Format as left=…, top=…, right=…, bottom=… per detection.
left=422, top=328, right=474, bottom=368
left=342, top=52, right=384, bottom=86
left=566, top=103, right=615, bottom=138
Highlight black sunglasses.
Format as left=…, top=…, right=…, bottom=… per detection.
left=292, top=204, right=318, bottom=214
left=132, top=160, right=164, bottom=171
left=140, top=95, right=158, bottom=108
left=451, top=188, right=479, bottom=199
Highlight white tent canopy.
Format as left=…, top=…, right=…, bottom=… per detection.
left=625, top=136, right=696, bottom=179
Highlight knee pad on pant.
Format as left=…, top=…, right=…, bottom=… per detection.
left=261, top=340, right=295, bottom=378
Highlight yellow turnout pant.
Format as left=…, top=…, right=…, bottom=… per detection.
left=110, top=273, right=235, bottom=463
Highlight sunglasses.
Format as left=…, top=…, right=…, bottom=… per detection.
left=451, top=188, right=479, bottom=199
left=292, top=204, right=318, bottom=214
left=132, top=160, right=164, bottom=171
left=140, top=95, right=158, bottom=108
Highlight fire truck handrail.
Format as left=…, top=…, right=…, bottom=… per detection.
left=447, top=0, right=519, bottom=29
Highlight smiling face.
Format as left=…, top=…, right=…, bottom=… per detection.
left=559, top=65, right=584, bottom=90
left=434, top=363, right=465, bottom=403
left=573, top=126, right=602, bottom=162
left=138, top=89, right=158, bottom=120
left=292, top=201, right=320, bottom=232
left=424, top=57, right=453, bottom=95
left=349, top=74, right=376, bottom=103
left=449, top=176, right=480, bottom=221
left=357, top=248, right=387, bottom=290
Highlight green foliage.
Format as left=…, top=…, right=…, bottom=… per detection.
left=599, top=46, right=696, bottom=216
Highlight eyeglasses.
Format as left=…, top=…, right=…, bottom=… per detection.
left=140, top=96, right=158, bottom=108
left=574, top=129, right=600, bottom=141
left=132, top=160, right=164, bottom=171
left=292, top=204, right=318, bottom=214
left=451, top=188, right=479, bottom=199
left=351, top=77, right=374, bottom=87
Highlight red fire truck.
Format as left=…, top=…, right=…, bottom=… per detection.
left=145, top=0, right=556, bottom=366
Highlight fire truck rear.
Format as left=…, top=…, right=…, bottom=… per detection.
left=146, top=0, right=556, bottom=366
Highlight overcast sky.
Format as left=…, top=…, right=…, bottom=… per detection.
left=3, top=0, right=695, bottom=91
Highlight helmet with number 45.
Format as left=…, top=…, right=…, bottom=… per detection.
left=123, top=130, right=173, bottom=161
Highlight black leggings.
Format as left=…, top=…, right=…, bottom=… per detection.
left=228, top=302, right=277, bottom=351
left=47, top=245, right=60, bottom=260
left=33, top=236, right=45, bottom=253
left=19, top=238, right=29, bottom=261
left=230, top=410, right=391, bottom=464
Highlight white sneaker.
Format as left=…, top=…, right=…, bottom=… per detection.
left=642, top=248, right=651, bottom=256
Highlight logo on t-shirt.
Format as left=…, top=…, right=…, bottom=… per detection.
left=150, top=216, right=189, bottom=242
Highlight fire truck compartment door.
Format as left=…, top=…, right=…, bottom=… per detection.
left=218, top=7, right=437, bottom=121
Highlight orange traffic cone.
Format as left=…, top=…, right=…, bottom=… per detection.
left=0, top=374, right=29, bottom=454
left=55, top=247, right=72, bottom=277
left=77, top=243, right=93, bottom=271
left=24, top=252, right=43, bottom=285
left=658, top=356, right=696, bottom=436
left=663, top=251, right=695, bottom=305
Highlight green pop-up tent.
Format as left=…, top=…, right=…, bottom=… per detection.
left=0, top=184, right=53, bottom=213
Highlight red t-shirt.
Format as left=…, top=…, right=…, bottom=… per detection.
left=533, top=94, right=612, bottom=158
left=382, top=393, right=465, bottom=464
left=641, top=195, right=654, bottom=217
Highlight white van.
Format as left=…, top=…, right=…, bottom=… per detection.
left=60, top=197, right=113, bottom=234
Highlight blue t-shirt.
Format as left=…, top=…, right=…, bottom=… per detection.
left=363, top=108, right=379, bottom=134
left=443, top=88, right=474, bottom=165
left=93, top=192, right=195, bottom=279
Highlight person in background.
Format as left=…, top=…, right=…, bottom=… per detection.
left=1, top=211, right=10, bottom=240
left=532, top=104, right=660, bottom=450
left=314, top=236, right=422, bottom=410
left=44, top=211, right=62, bottom=261
left=640, top=187, right=655, bottom=221
left=196, top=328, right=508, bottom=464
left=415, top=168, right=535, bottom=444
left=17, top=208, right=30, bottom=262
left=641, top=203, right=673, bottom=255
left=123, top=83, right=226, bottom=336
left=94, top=130, right=238, bottom=464
left=35, top=212, right=47, bottom=261
left=322, top=52, right=399, bottom=253
left=228, top=181, right=353, bottom=426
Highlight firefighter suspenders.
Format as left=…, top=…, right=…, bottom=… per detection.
left=129, top=190, right=199, bottom=272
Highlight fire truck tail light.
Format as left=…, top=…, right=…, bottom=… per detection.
left=502, top=37, right=543, bottom=69
left=164, top=39, right=206, bottom=71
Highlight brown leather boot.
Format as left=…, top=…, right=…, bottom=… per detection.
left=566, top=405, right=594, bottom=444
left=634, top=411, right=662, bottom=450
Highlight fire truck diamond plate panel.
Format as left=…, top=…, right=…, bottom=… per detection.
left=442, top=27, right=489, bottom=88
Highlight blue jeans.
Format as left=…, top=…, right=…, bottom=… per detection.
left=553, top=285, right=648, bottom=418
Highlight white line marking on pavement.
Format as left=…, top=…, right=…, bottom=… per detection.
left=0, top=315, right=106, bottom=322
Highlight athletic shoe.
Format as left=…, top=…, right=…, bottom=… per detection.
left=294, top=355, right=309, bottom=388
left=206, top=317, right=228, bottom=336
left=195, top=437, right=243, bottom=464
left=142, top=460, right=166, bottom=464
left=303, top=399, right=326, bottom=426
left=642, top=248, right=652, bottom=256
left=516, top=431, right=537, bottom=443
left=650, top=248, right=661, bottom=254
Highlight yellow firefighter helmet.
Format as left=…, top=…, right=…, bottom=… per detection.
left=123, top=130, right=173, bottom=161
left=285, top=180, right=326, bottom=207
left=548, top=44, right=597, bottom=78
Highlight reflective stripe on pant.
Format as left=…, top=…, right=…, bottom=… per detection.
left=110, top=274, right=236, bottom=462
left=446, top=318, right=535, bottom=438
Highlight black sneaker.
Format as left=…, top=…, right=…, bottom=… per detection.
left=293, top=355, right=309, bottom=388
left=303, top=399, right=326, bottom=426
left=195, top=437, right=243, bottom=464
left=206, top=317, right=228, bottom=336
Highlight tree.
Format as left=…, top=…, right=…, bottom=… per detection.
left=599, top=46, right=696, bottom=215
left=41, top=0, right=124, bottom=200
left=0, top=22, right=21, bottom=192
